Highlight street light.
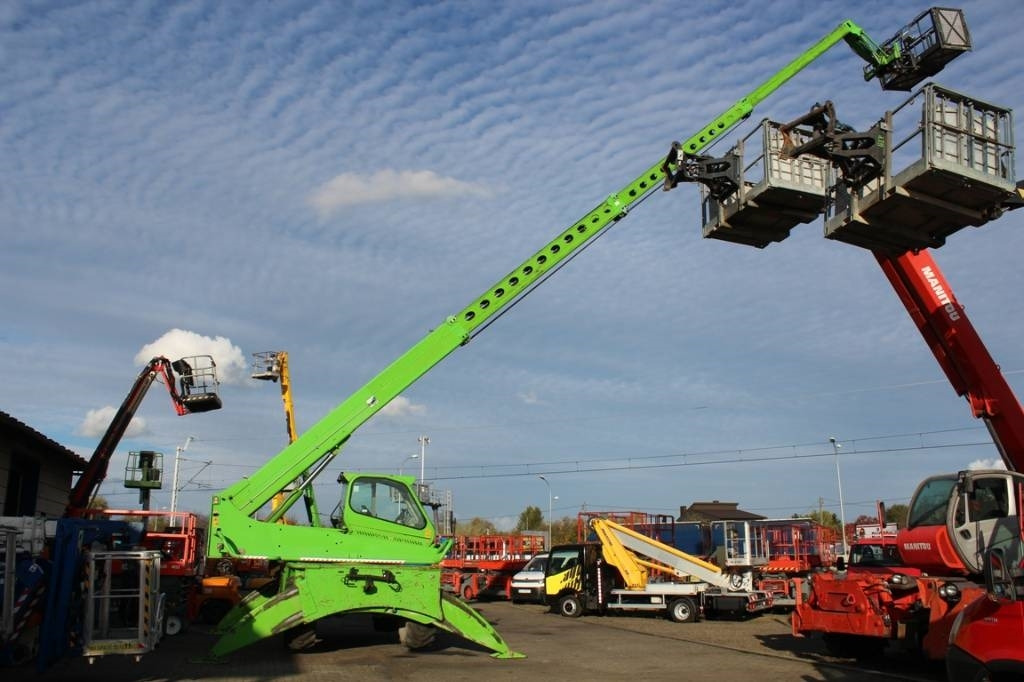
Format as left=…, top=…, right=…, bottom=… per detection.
left=418, top=435, right=430, bottom=484
left=538, top=476, right=556, bottom=548
left=399, top=453, right=418, bottom=475
left=830, top=436, right=849, bottom=558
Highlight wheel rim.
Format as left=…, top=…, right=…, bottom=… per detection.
left=165, top=615, right=183, bottom=636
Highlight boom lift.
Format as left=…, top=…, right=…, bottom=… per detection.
left=66, top=355, right=222, bottom=517
left=251, top=351, right=317, bottom=523
left=205, top=7, right=967, bottom=661
left=33, top=357, right=222, bottom=666
left=546, top=518, right=772, bottom=620
left=693, top=61, right=1023, bottom=677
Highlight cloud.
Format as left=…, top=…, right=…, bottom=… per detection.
left=518, top=390, right=544, bottom=405
left=77, top=406, right=148, bottom=439
left=377, top=395, right=426, bottom=418
left=967, top=458, right=1007, bottom=470
left=307, top=169, right=493, bottom=215
left=134, top=329, right=248, bottom=385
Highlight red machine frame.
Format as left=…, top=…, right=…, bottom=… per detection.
left=441, top=534, right=546, bottom=601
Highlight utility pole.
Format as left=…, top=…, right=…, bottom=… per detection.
left=170, top=436, right=193, bottom=514
left=418, top=435, right=430, bottom=485
left=830, top=437, right=849, bottom=558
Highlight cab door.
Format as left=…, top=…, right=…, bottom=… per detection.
left=950, top=472, right=1023, bottom=573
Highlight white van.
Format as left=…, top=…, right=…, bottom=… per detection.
left=510, top=552, right=549, bottom=604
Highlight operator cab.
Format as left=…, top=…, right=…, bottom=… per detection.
left=330, top=474, right=428, bottom=532
left=848, top=541, right=901, bottom=568
left=902, top=470, right=1024, bottom=575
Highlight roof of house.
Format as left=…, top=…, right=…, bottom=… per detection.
left=0, top=410, right=88, bottom=470
left=678, top=500, right=766, bottom=522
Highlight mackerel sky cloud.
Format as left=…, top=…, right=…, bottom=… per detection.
left=2, top=0, right=1021, bottom=526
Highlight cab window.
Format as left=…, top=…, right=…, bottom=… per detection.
left=347, top=477, right=427, bottom=530
left=908, top=477, right=957, bottom=528
left=547, top=547, right=581, bottom=575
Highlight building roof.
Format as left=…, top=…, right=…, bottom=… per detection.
left=678, top=500, right=766, bottom=522
left=0, top=410, right=88, bottom=470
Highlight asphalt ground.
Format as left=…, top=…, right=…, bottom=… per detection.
left=28, top=602, right=947, bottom=682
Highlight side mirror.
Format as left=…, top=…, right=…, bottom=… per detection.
left=983, top=548, right=1018, bottom=602
left=835, top=556, right=846, bottom=571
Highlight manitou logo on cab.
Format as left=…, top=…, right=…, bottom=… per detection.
left=902, top=542, right=933, bottom=551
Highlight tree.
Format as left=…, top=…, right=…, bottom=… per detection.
left=515, top=505, right=544, bottom=533
left=794, top=509, right=841, bottom=533
left=455, top=517, right=498, bottom=536
left=886, top=504, right=909, bottom=528
left=551, top=516, right=578, bottom=545
left=87, top=495, right=109, bottom=510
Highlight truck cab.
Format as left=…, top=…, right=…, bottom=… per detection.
left=544, top=544, right=611, bottom=616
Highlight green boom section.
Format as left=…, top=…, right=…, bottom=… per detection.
left=208, top=562, right=521, bottom=660
left=211, top=19, right=894, bottom=529
left=204, top=16, right=909, bottom=662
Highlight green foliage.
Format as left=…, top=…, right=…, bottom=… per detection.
left=515, top=505, right=544, bottom=533
left=794, top=509, right=841, bottom=532
left=550, top=516, right=578, bottom=545
left=885, top=503, right=909, bottom=528
left=455, top=516, right=498, bottom=536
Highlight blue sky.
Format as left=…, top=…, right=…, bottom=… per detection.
left=3, top=0, right=1022, bottom=530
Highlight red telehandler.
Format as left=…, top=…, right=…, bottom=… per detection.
left=685, top=67, right=1024, bottom=678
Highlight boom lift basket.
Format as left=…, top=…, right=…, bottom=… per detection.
left=702, top=119, right=832, bottom=248
left=123, top=450, right=163, bottom=490
left=825, top=84, right=1015, bottom=253
left=82, top=549, right=163, bottom=662
left=250, top=350, right=283, bottom=382
left=172, top=355, right=222, bottom=413
left=873, top=8, right=971, bottom=92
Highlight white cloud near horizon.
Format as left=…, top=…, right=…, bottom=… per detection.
left=77, top=406, right=148, bottom=439
left=377, top=395, right=427, bottom=418
left=968, top=458, right=1007, bottom=470
left=308, top=169, right=493, bottom=215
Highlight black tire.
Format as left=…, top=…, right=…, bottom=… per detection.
left=557, top=594, right=584, bottom=618
left=371, top=614, right=403, bottom=632
left=199, top=599, right=233, bottom=625
left=667, top=597, right=697, bottom=623
left=822, top=633, right=886, bottom=660
left=284, top=624, right=320, bottom=651
left=461, top=582, right=475, bottom=601
left=399, top=621, right=437, bottom=650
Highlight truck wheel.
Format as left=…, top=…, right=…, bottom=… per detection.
left=557, top=595, right=583, bottom=618
left=399, top=621, right=436, bottom=650
left=164, top=614, right=185, bottom=636
left=668, top=597, right=697, bottom=623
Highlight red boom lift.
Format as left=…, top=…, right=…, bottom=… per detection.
left=66, top=355, right=222, bottom=517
